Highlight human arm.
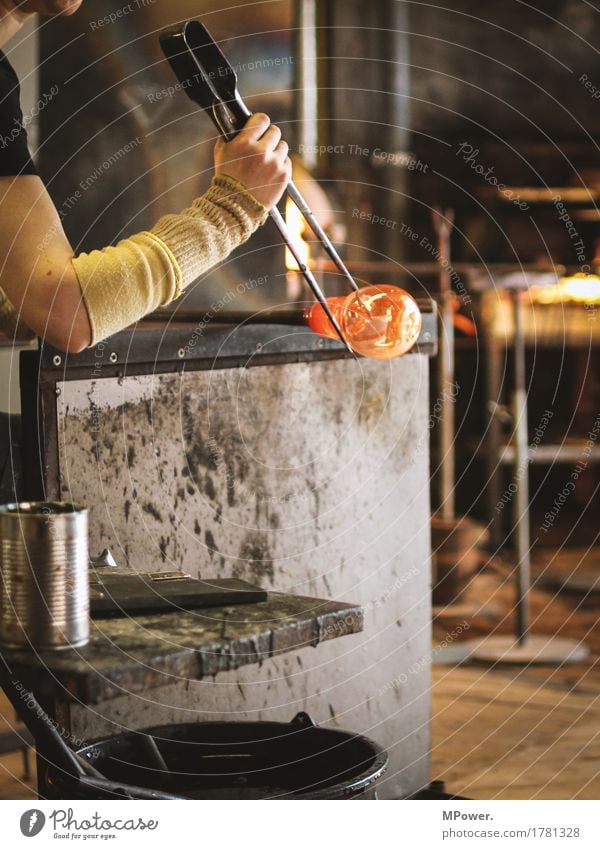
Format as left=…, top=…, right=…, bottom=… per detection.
left=0, top=113, right=290, bottom=352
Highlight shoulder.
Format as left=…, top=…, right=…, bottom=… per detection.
left=0, top=50, right=37, bottom=177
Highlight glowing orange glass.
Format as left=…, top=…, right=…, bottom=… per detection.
left=305, top=284, right=422, bottom=359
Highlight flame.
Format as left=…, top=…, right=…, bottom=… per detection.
left=284, top=197, right=310, bottom=271
left=532, top=273, right=600, bottom=304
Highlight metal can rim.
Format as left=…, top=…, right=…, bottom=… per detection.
left=0, top=501, right=88, bottom=518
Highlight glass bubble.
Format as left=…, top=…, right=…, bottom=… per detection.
left=305, top=284, right=422, bottom=359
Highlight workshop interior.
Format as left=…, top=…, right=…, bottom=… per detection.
left=0, top=0, right=599, bottom=806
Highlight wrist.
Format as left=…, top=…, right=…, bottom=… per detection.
left=211, top=173, right=269, bottom=218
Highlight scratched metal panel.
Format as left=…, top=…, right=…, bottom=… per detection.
left=58, top=356, right=432, bottom=798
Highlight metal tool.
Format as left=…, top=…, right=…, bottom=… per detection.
left=159, top=19, right=361, bottom=350
left=0, top=658, right=184, bottom=799
left=432, top=208, right=456, bottom=522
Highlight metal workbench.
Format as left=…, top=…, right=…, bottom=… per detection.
left=18, top=311, right=437, bottom=799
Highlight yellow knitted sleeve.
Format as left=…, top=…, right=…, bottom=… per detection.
left=72, top=174, right=268, bottom=345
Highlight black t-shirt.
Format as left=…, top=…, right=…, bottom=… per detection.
left=0, top=49, right=37, bottom=176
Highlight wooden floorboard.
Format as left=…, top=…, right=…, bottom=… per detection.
left=432, top=550, right=600, bottom=799
left=0, top=692, right=36, bottom=800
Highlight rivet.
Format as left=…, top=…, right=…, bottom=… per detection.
left=52, top=354, right=62, bottom=366
left=177, top=348, right=186, bottom=359
left=109, top=352, right=118, bottom=363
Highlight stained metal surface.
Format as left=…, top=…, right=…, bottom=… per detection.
left=51, top=353, right=432, bottom=798
left=3, top=592, right=363, bottom=705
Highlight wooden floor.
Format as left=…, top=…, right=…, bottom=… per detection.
left=432, top=550, right=600, bottom=799
left=0, top=548, right=598, bottom=800
left=0, top=695, right=36, bottom=799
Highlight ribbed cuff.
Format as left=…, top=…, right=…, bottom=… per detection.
left=150, top=175, right=269, bottom=290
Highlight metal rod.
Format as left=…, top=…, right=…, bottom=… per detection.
left=313, top=258, right=566, bottom=276
left=269, top=206, right=352, bottom=350
left=512, top=288, right=531, bottom=644
left=139, top=734, right=170, bottom=772
left=286, top=181, right=360, bottom=291
left=432, top=208, right=456, bottom=522
left=296, top=0, right=319, bottom=171
left=0, top=661, right=85, bottom=781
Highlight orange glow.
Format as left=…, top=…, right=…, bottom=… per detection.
left=305, top=284, right=422, bottom=359
left=532, top=273, right=600, bottom=304
left=285, top=197, right=310, bottom=271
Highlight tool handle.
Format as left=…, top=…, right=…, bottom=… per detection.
left=216, top=107, right=360, bottom=296
left=213, top=96, right=252, bottom=142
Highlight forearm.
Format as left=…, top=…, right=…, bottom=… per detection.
left=0, top=174, right=267, bottom=351
left=0, top=113, right=286, bottom=352
left=72, top=174, right=268, bottom=345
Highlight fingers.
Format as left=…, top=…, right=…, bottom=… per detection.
left=260, top=124, right=282, bottom=151
left=240, top=112, right=271, bottom=141
left=274, top=139, right=289, bottom=161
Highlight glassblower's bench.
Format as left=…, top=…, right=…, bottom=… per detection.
left=11, top=313, right=436, bottom=799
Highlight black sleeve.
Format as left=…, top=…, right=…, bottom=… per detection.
left=0, top=51, right=37, bottom=177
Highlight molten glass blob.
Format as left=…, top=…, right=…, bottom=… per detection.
left=305, top=284, right=422, bottom=359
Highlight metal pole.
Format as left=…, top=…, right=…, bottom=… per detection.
left=433, top=208, right=456, bottom=522
left=296, top=0, right=319, bottom=171
left=512, top=288, right=531, bottom=644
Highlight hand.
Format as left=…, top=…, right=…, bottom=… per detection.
left=213, top=113, right=291, bottom=210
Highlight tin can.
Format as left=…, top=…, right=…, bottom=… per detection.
left=0, top=502, right=89, bottom=650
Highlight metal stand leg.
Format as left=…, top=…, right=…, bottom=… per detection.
left=466, top=289, right=590, bottom=665
left=512, top=289, right=531, bottom=644
left=485, top=312, right=506, bottom=549
left=433, top=209, right=456, bottom=521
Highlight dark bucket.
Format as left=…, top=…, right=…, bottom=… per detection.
left=60, top=712, right=388, bottom=800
